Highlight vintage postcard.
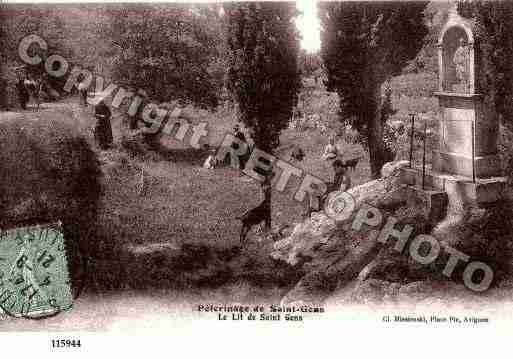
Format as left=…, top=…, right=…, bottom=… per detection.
left=0, top=0, right=512, bottom=356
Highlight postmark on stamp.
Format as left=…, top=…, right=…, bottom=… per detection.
left=0, top=222, right=73, bottom=319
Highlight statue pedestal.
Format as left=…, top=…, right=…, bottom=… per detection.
left=400, top=167, right=507, bottom=208
left=432, top=92, right=501, bottom=178
left=400, top=91, right=506, bottom=210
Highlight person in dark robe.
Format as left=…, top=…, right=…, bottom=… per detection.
left=94, top=100, right=113, bottom=150
left=331, top=159, right=351, bottom=192
left=16, top=77, right=29, bottom=110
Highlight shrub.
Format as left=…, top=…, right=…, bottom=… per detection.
left=0, top=118, right=102, bottom=293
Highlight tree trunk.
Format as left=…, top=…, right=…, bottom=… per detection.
left=264, top=184, right=272, bottom=231
left=366, top=85, right=387, bottom=179
left=259, top=147, right=273, bottom=231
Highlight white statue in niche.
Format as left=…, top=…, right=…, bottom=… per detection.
left=452, top=37, right=470, bottom=92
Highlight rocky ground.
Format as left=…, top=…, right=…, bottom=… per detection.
left=271, top=161, right=513, bottom=310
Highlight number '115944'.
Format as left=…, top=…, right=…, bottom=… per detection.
left=51, top=339, right=81, bottom=348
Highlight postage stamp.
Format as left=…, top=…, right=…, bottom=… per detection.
left=0, top=222, right=73, bottom=319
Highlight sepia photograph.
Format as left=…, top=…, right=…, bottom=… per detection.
left=1, top=0, right=513, bottom=355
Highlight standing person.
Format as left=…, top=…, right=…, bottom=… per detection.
left=94, top=100, right=113, bottom=150
left=233, top=124, right=249, bottom=170
left=332, top=159, right=351, bottom=192
left=23, top=75, right=38, bottom=110
left=16, top=76, right=29, bottom=110
left=78, top=79, right=88, bottom=106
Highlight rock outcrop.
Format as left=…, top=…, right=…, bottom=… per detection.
left=381, top=160, right=409, bottom=178
left=276, top=158, right=513, bottom=306
left=272, top=160, right=418, bottom=305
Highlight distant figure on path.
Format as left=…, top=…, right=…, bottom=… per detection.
left=94, top=100, right=113, bottom=150
left=24, top=76, right=40, bottom=111
left=16, top=76, right=29, bottom=110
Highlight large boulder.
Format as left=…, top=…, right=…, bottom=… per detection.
left=272, top=160, right=408, bottom=270
left=280, top=228, right=383, bottom=306
left=275, top=160, right=439, bottom=305
left=355, top=198, right=435, bottom=285
left=381, top=160, right=409, bottom=178
left=347, top=160, right=409, bottom=211
left=277, top=159, right=513, bottom=306
left=271, top=212, right=338, bottom=266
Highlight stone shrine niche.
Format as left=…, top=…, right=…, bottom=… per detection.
left=438, top=24, right=475, bottom=94
left=433, top=9, right=502, bottom=179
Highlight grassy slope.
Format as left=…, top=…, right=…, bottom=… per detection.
left=72, top=69, right=436, bottom=253
left=0, top=68, right=438, bottom=299
left=101, top=104, right=367, bottom=251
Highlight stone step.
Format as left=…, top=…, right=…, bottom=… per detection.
left=403, top=185, right=448, bottom=224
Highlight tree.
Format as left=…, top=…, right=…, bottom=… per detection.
left=225, top=2, right=301, bottom=226
left=0, top=5, right=73, bottom=106
left=457, top=1, right=513, bottom=176
left=108, top=4, right=223, bottom=109
left=457, top=1, right=513, bottom=130
left=405, top=1, right=452, bottom=75
left=226, top=2, right=300, bottom=152
left=0, top=11, right=7, bottom=109
left=319, top=1, right=429, bottom=178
